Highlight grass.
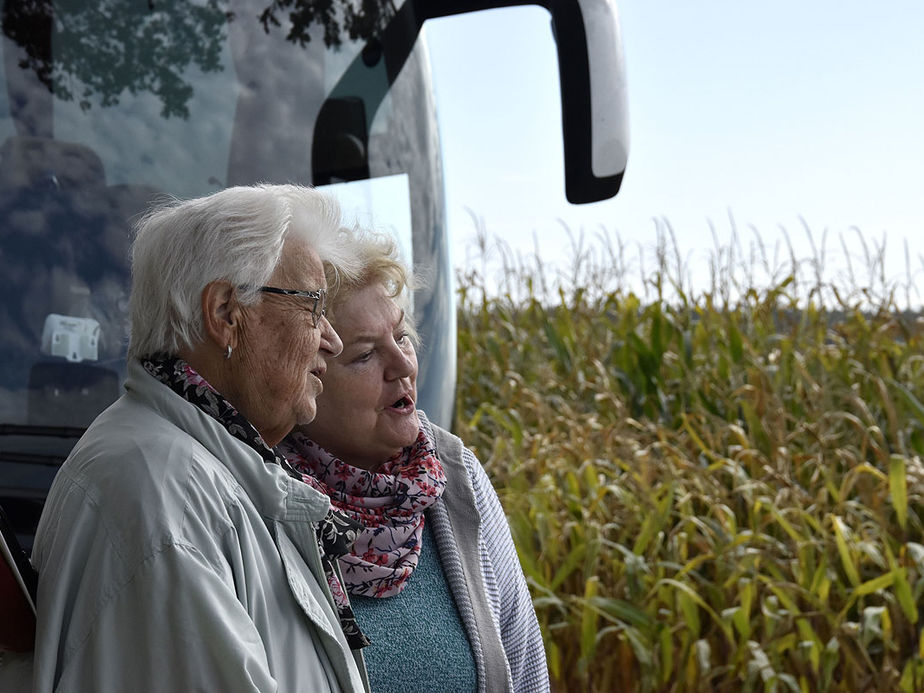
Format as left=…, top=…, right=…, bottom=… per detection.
left=452, top=217, right=924, bottom=692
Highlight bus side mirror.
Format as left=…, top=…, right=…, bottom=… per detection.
left=420, top=0, right=629, bottom=204
left=549, top=0, right=628, bottom=203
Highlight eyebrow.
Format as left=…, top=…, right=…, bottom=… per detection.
left=345, top=310, right=407, bottom=346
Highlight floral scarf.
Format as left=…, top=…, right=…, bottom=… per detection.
left=140, top=355, right=370, bottom=649
left=282, top=427, right=446, bottom=598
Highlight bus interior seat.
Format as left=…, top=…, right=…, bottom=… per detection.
left=27, top=361, right=119, bottom=427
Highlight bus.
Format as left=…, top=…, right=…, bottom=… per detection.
left=0, top=0, right=628, bottom=550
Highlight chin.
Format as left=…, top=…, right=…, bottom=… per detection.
left=400, top=429, right=420, bottom=449
left=296, top=402, right=318, bottom=427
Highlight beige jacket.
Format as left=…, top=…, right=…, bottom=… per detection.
left=29, top=359, right=368, bottom=692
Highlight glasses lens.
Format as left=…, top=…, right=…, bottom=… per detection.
left=313, top=291, right=325, bottom=328
left=258, top=287, right=324, bottom=328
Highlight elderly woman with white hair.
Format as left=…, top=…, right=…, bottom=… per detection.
left=29, top=185, right=370, bottom=692
left=281, top=228, right=550, bottom=693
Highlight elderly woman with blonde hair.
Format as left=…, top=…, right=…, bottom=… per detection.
left=281, top=228, right=550, bottom=693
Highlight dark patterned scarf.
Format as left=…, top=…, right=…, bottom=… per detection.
left=281, top=427, right=446, bottom=598
left=140, top=355, right=370, bottom=649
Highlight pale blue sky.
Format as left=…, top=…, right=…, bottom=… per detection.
left=425, top=2, right=924, bottom=303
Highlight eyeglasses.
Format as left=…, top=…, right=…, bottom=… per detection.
left=258, top=286, right=327, bottom=328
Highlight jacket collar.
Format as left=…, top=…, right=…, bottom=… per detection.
left=124, top=359, right=331, bottom=523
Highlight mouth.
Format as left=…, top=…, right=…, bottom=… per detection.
left=309, top=363, right=326, bottom=379
left=388, top=394, right=415, bottom=413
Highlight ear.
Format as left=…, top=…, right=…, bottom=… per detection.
left=200, top=280, right=243, bottom=351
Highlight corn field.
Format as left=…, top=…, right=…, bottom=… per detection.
left=452, top=222, right=924, bottom=692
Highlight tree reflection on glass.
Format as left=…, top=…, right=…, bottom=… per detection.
left=259, top=0, right=397, bottom=48
left=1, top=0, right=397, bottom=119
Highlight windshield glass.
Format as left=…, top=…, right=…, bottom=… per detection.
left=0, top=0, right=435, bottom=428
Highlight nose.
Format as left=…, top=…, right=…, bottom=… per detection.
left=318, top=315, right=343, bottom=356
left=384, top=344, right=416, bottom=381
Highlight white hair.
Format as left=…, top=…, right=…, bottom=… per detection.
left=128, top=184, right=356, bottom=359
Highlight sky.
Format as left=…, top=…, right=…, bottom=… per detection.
left=424, top=1, right=924, bottom=305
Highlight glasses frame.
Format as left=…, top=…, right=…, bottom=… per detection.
left=257, top=286, right=327, bottom=328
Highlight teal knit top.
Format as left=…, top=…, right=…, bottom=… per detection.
left=349, top=521, right=477, bottom=693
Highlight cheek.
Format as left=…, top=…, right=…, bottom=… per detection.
left=272, top=334, right=317, bottom=398
left=321, top=371, right=370, bottom=415
left=289, top=330, right=320, bottom=363
left=315, top=369, right=348, bottom=407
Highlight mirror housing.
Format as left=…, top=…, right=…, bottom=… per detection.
left=420, top=0, right=629, bottom=203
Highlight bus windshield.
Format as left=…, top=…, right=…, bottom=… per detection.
left=0, top=0, right=444, bottom=429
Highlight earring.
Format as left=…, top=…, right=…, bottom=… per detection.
left=225, top=344, right=233, bottom=360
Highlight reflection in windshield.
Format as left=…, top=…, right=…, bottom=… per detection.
left=2, top=0, right=397, bottom=121
left=0, top=0, right=395, bottom=425
left=0, top=134, right=146, bottom=426
left=0, top=0, right=451, bottom=430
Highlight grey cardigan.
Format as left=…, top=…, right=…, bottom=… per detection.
left=420, top=412, right=550, bottom=693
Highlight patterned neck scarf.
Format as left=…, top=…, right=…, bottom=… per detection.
left=281, top=427, right=446, bottom=598
left=140, top=355, right=370, bottom=649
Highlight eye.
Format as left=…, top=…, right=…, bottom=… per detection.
left=353, top=350, right=374, bottom=364
left=395, top=331, right=409, bottom=345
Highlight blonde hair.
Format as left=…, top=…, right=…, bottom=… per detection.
left=325, top=227, right=419, bottom=344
